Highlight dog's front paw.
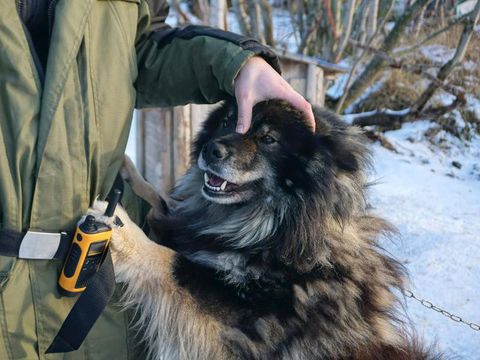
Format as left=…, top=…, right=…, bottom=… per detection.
left=87, top=200, right=132, bottom=228
left=86, top=200, right=137, bottom=258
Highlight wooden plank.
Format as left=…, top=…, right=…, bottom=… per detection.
left=306, top=64, right=325, bottom=106
left=143, top=108, right=173, bottom=194
left=279, top=58, right=307, bottom=97
left=191, top=103, right=220, bottom=138
left=135, top=110, right=145, bottom=176
left=278, top=51, right=349, bottom=75
left=172, top=106, right=192, bottom=183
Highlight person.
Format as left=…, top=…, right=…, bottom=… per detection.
left=0, top=0, right=314, bottom=359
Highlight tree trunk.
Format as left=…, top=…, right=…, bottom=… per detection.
left=189, top=0, right=210, bottom=24
left=366, top=0, right=379, bottom=41
left=260, top=0, right=275, bottom=46
left=334, top=0, right=395, bottom=113
left=210, top=0, right=226, bottom=29
left=333, top=0, right=357, bottom=63
left=232, top=0, right=251, bottom=35
left=247, top=0, right=265, bottom=43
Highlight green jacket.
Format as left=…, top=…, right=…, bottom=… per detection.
left=0, top=0, right=278, bottom=358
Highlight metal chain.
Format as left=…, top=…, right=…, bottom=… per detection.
left=402, top=289, right=480, bottom=332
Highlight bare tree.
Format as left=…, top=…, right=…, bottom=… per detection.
left=342, top=1, right=480, bottom=130
left=260, top=0, right=275, bottom=46
left=337, top=0, right=431, bottom=112
left=232, top=0, right=251, bottom=35
left=335, top=0, right=395, bottom=113
left=232, top=0, right=274, bottom=46
left=210, top=0, right=227, bottom=29
left=413, top=0, right=480, bottom=112
left=332, top=0, right=357, bottom=63
left=188, top=0, right=210, bottom=24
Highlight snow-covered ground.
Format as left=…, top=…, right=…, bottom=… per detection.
left=368, top=125, right=480, bottom=359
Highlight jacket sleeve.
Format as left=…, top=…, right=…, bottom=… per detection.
left=134, top=0, right=280, bottom=109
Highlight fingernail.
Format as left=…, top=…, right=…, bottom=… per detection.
left=236, top=125, right=245, bottom=133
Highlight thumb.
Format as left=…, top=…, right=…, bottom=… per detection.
left=236, top=97, right=253, bottom=134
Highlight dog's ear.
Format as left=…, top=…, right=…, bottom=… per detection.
left=313, top=109, right=370, bottom=173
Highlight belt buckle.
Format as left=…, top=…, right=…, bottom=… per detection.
left=19, top=231, right=62, bottom=259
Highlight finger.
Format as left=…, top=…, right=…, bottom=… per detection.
left=303, top=103, right=316, bottom=132
left=278, top=89, right=316, bottom=131
left=236, top=96, right=253, bottom=134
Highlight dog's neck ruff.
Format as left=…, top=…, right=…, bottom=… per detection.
left=196, top=203, right=281, bottom=249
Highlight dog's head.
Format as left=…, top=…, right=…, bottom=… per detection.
left=171, top=100, right=371, bottom=270
left=193, top=100, right=369, bottom=208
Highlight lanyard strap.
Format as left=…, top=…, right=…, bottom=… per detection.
left=46, top=248, right=116, bottom=353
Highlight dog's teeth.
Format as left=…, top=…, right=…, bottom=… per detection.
left=204, top=173, right=209, bottom=183
left=205, top=182, right=221, bottom=192
left=220, top=181, right=227, bottom=191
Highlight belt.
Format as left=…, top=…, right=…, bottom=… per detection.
left=0, top=176, right=123, bottom=353
left=0, top=229, right=72, bottom=260
left=0, top=228, right=115, bottom=353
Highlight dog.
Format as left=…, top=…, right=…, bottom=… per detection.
left=90, top=100, right=441, bottom=359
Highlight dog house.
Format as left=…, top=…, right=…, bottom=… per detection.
left=134, top=53, right=346, bottom=194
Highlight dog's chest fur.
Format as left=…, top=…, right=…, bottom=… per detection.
left=150, top=206, right=405, bottom=359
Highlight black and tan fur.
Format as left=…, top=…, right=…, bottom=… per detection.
left=90, top=100, right=441, bottom=359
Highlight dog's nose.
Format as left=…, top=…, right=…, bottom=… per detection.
left=204, top=141, right=229, bottom=161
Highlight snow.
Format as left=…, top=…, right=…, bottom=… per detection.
left=420, top=44, right=456, bottom=64
left=368, top=123, right=480, bottom=359
left=126, top=111, right=137, bottom=163
left=343, top=108, right=412, bottom=124
left=325, top=58, right=354, bottom=100
left=467, top=95, right=480, bottom=119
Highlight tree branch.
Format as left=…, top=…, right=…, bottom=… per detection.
left=333, top=0, right=357, bottom=63
left=349, top=94, right=466, bottom=129
left=334, top=0, right=395, bottom=113
left=348, top=40, right=466, bottom=99
left=338, top=0, right=431, bottom=112
left=393, top=12, right=469, bottom=57
left=413, top=1, right=480, bottom=112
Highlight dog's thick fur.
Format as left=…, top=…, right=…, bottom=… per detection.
left=91, top=100, right=441, bottom=359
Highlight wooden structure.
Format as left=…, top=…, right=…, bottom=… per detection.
left=135, top=54, right=347, bottom=194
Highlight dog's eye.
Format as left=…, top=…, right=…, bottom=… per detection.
left=261, top=135, right=277, bottom=144
left=222, top=119, right=229, bottom=128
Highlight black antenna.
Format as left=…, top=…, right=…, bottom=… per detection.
left=104, top=189, right=121, bottom=217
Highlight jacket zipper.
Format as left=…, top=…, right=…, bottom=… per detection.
left=15, top=0, right=46, bottom=85
left=15, top=0, right=57, bottom=85
left=20, top=22, right=46, bottom=85
left=47, top=0, right=56, bottom=35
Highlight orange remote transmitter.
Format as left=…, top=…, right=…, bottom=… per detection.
left=58, top=190, right=121, bottom=296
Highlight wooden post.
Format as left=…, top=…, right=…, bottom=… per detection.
left=305, top=63, right=324, bottom=106
left=172, top=106, right=192, bottom=182
left=135, top=109, right=145, bottom=175
left=141, top=109, right=174, bottom=194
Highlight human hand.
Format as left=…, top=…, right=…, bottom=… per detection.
left=234, top=56, right=315, bottom=134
